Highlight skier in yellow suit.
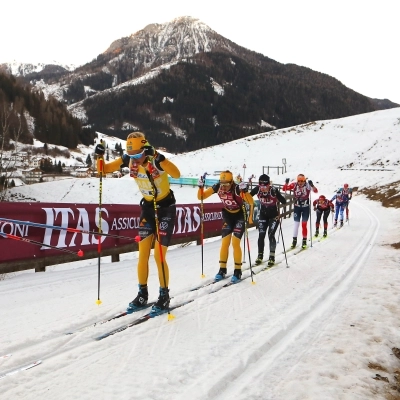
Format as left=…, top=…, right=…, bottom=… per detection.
left=95, top=132, right=180, bottom=315
left=197, top=171, right=254, bottom=283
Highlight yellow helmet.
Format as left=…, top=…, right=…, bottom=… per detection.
left=220, top=171, right=233, bottom=182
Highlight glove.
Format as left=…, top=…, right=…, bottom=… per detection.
left=308, top=179, right=314, bottom=187
left=121, top=153, right=130, bottom=165
left=285, top=178, right=290, bottom=184
left=142, top=145, right=155, bottom=157
left=198, top=177, right=204, bottom=188
left=238, top=182, right=248, bottom=192
left=155, top=152, right=165, bottom=163
left=95, top=143, right=105, bottom=156
left=313, top=207, right=316, bottom=211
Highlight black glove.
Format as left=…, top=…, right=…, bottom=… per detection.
left=285, top=178, right=290, bottom=185
left=155, top=152, right=165, bottom=163
left=308, top=179, right=314, bottom=187
left=121, top=153, right=130, bottom=165
left=142, top=145, right=155, bottom=157
left=95, top=144, right=105, bottom=156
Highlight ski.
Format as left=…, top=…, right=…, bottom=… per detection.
left=293, top=246, right=307, bottom=255
left=189, top=279, right=221, bottom=292
left=65, top=302, right=155, bottom=335
left=0, top=360, right=42, bottom=380
left=95, top=300, right=194, bottom=341
left=190, top=265, right=254, bottom=292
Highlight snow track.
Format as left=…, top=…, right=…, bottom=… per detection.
left=176, top=199, right=380, bottom=400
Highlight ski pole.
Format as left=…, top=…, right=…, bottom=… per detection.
left=0, top=217, right=137, bottom=241
left=147, top=163, right=173, bottom=320
left=242, top=228, right=246, bottom=263
left=96, top=157, right=103, bottom=306
left=240, top=194, right=254, bottom=283
left=199, top=173, right=207, bottom=278
left=309, top=195, right=313, bottom=248
left=0, top=231, right=84, bottom=256
left=276, top=203, right=281, bottom=244
left=279, top=219, right=289, bottom=268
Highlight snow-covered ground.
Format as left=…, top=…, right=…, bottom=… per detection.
left=1, top=108, right=400, bottom=399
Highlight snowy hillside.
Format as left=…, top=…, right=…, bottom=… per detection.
left=8, top=108, right=400, bottom=204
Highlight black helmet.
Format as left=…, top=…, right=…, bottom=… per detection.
left=259, top=174, right=270, bottom=184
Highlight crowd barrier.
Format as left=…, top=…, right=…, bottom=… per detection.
left=0, top=195, right=294, bottom=274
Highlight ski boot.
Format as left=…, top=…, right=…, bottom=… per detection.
left=314, top=229, right=319, bottom=237
left=127, top=284, right=148, bottom=313
left=255, top=253, right=263, bottom=265
left=215, top=267, right=227, bottom=281
left=333, top=219, right=337, bottom=228
left=231, top=269, right=242, bottom=283
left=267, top=255, right=275, bottom=267
left=291, top=238, right=297, bottom=249
left=301, top=238, right=307, bottom=249
left=151, top=287, right=170, bottom=315
left=340, top=220, right=344, bottom=227
left=323, top=230, right=327, bottom=237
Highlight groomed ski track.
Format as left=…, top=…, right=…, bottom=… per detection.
left=0, top=197, right=384, bottom=399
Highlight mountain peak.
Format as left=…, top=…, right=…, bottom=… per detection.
left=103, top=16, right=225, bottom=65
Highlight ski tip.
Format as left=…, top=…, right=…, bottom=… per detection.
left=167, top=313, right=176, bottom=321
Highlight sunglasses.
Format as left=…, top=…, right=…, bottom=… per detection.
left=220, top=181, right=232, bottom=187
left=259, top=182, right=270, bottom=186
left=128, top=150, right=145, bottom=159
left=297, top=179, right=306, bottom=183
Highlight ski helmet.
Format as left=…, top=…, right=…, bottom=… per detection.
left=297, top=174, right=306, bottom=183
left=259, top=174, right=270, bottom=185
left=126, top=132, right=149, bottom=151
left=344, top=183, right=349, bottom=188
left=219, top=170, right=233, bottom=183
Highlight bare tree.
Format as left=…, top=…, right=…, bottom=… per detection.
left=0, top=103, right=24, bottom=201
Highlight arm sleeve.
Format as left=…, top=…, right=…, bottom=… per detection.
left=282, top=182, right=295, bottom=191
left=242, top=192, right=254, bottom=224
left=197, top=186, right=215, bottom=200
left=276, top=190, right=287, bottom=205
left=97, top=157, right=124, bottom=174
left=250, top=186, right=258, bottom=196
left=159, top=159, right=180, bottom=178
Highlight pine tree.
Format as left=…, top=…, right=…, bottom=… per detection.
left=85, top=154, right=92, bottom=167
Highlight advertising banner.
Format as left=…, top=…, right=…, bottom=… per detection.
left=0, top=202, right=225, bottom=264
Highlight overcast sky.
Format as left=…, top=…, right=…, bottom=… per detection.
left=2, top=0, right=399, bottom=104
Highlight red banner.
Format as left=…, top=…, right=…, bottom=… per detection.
left=0, top=202, right=224, bottom=263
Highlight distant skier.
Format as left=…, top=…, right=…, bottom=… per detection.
left=197, top=170, right=254, bottom=283
left=249, top=174, right=286, bottom=266
left=338, top=183, right=353, bottom=221
left=312, top=195, right=334, bottom=237
left=282, top=174, right=318, bottom=249
left=331, top=191, right=346, bottom=227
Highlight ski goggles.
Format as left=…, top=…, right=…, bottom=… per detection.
left=259, top=181, right=270, bottom=187
left=297, top=178, right=306, bottom=183
left=220, top=181, right=232, bottom=187
left=128, top=150, right=145, bottom=159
